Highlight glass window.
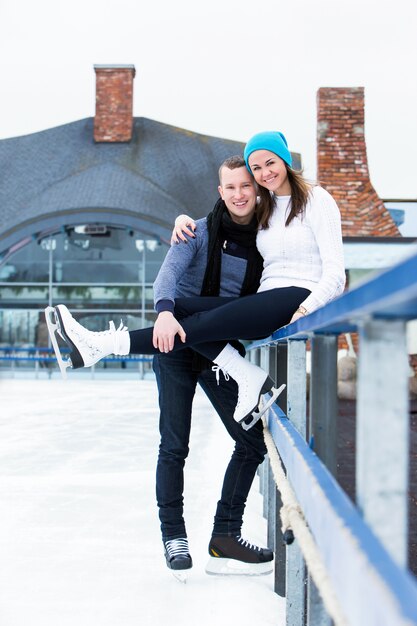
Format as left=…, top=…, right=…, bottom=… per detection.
left=0, top=225, right=169, bottom=348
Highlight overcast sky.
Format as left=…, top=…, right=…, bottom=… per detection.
left=0, top=0, right=415, bottom=198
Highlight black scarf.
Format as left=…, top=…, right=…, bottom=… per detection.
left=200, top=198, right=263, bottom=297
left=191, top=198, right=263, bottom=372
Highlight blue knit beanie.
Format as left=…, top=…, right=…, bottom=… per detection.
left=244, top=131, right=292, bottom=171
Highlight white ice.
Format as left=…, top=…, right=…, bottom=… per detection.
left=0, top=378, right=285, bottom=626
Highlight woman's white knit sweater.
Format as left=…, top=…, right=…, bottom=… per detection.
left=256, top=185, right=346, bottom=313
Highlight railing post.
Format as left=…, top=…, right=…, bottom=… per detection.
left=276, top=342, right=288, bottom=412
left=262, top=453, right=269, bottom=521
left=307, top=334, right=338, bottom=626
left=265, top=348, right=275, bottom=543
left=356, top=318, right=409, bottom=567
left=267, top=344, right=286, bottom=597
left=35, top=349, right=39, bottom=379
left=287, top=340, right=307, bottom=433
left=285, top=339, right=307, bottom=626
left=273, top=477, right=286, bottom=597
left=309, top=335, right=338, bottom=474
left=259, top=456, right=265, bottom=497
left=268, top=344, right=277, bottom=382
left=267, top=461, right=276, bottom=548
left=260, top=347, right=271, bottom=521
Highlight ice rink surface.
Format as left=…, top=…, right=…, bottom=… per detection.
left=0, top=377, right=284, bottom=626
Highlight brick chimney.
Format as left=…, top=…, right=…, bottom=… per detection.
left=94, top=64, right=136, bottom=143
left=317, top=87, right=400, bottom=237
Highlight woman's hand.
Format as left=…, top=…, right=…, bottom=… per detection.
left=289, top=310, right=305, bottom=324
left=171, top=214, right=197, bottom=244
left=289, top=306, right=308, bottom=324
left=153, top=311, right=186, bottom=352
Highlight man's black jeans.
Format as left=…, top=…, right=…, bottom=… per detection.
left=153, top=348, right=267, bottom=541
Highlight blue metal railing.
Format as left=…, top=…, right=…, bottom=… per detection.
left=248, top=249, right=417, bottom=626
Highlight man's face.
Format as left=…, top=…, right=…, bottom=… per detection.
left=218, top=166, right=257, bottom=225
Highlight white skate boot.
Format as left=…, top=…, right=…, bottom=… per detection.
left=45, top=305, right=130, bottom=378
left=212, top=344, right=285, bottom=428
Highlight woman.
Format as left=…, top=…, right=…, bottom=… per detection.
left=173, top=130, right=345, bottom=323
left=46, top=131, right=346, bottom=426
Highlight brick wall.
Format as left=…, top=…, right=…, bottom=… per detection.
left=94, top=65, right=136, bottom=143
left=317, top=87, right=400, bottom=237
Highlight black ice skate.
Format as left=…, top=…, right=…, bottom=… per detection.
left=206, top=535, right=273, bottom=576
left=164, top=538, right=192, bottom=583
left=45, top=305, right=129, bottom=379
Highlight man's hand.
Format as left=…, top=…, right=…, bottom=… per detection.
left=153, top=311, right=187, bottom=352
left=171, top=214, right=197, bottom=244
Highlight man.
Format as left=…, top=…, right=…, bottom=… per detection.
left=152, top=155, right=274, bottom=576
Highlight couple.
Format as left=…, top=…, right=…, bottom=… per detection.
left=45, top=131, right=346, bottom=577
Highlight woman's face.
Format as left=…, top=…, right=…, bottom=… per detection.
left=248, top=149, right=291, bottom=196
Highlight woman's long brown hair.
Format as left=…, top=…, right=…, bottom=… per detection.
left=256, top=167, right=313, bottom=229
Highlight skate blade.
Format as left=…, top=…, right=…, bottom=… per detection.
left=171, top=571, right=188, bottom=584
left=205, top=556, right=273, bottom=577
left=45, top=306, right=72, bottom=379
left=241, top=384, right=286, bottom=431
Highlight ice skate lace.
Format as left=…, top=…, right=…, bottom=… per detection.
left=211, top=365, right=230, bottom=385
left=71, top=320, right=127, bottom=355
left=237, top=536, right=261, bottom=552
left=164, top=538, right=190, bottom=558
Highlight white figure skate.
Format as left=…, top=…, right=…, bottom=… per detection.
left=241, top=383, right=286, bottom=431
left=45, top=305, right=129, bottom=378
left=212, top=344, right=286, bottom=429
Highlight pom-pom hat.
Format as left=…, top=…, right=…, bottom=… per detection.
left=244, top=131, right=292, bottom=171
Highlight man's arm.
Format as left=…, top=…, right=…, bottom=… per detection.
left=152, top=222, right=204, bottom=351
left=153, top=227, right=202, bottom=313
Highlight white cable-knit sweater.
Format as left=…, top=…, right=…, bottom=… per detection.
left=256, top=186, right=346, bottom=313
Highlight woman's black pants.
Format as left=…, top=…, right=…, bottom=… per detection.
left=129, top=287, right=310, bottom=360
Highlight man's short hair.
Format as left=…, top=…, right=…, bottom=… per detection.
left=218, top=155, right=246, bottom=183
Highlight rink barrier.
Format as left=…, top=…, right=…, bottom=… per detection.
left=262, top=422, right=348, bottom=625
left=248, top=248, right=417, bottom=626
left=0, top=346, right=153, bottom=378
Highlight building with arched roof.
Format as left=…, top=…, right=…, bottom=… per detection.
left=0, top=66, right=301, bottom=353
left=0, top=117, right=244, bottom=349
